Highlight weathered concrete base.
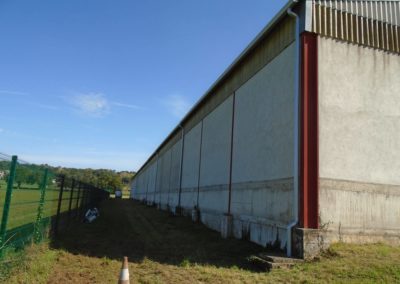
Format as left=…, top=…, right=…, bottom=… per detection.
left=232, top=215, right=288, bottom=250
left=179, top=207, right=191, bottom=217
left=136, top=196, right=399, bottom=260
left=221, top=214, right=233, bottom=238
left=294, top=228, right=331, bottom=260
left=180, top=188, right=198, bottom=211
left=159, top=203, right=169, bottom=211
left=232, top=218, right=250, bottom=240
left=191, top=208, right=200, bottom=222
left=143, top=200, right=290, bottom=252
left=191, top=209, right=289, bottom=251
left=168, top=190, right=180, bottom=211
left=319, top=178, right=400, bottom=239
left=294, top=226, right=400, bottom=259
left=200, top=211, right=222, bottom=232
left=174, top=206, right=182, bottom=216
left=328, top=230, right=400, bottom=245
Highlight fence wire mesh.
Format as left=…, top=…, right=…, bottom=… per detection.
left=0, top=153, right=110, bottom=264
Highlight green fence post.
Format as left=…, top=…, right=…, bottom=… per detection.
left=54, top=175, right=65, bottom=237
left=75, top=181, right=81, bottom=219
left=34, top=168, right=49, bottom=243
left=0, top=155, right=18, bottom=257
left=67, top=179, right=75, bottom=225
left=81, top=185, right=88, bottom=218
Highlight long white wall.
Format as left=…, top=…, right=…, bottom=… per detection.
left=231, top=42, right=295, bottom=224
left=181, top=123, right=202, bottom=209
left=319, top=38, right=400, bottom=185
left=318, top=37, right=400, bottom=240
left=168, top=139, right=182, bottom=209
left=131, top=42, right=296, bottom=249
left=146, top=161, right=157, bottom=204
left=198, top=96, right=233, bottom=213
left=159, top=149, right=171, bottom=208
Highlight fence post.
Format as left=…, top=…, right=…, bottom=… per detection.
left=88, top=186, right=93, bottom=208
left=0, top=155, right=18, bottom=257
left=82, top=185, right=89, bottom=216
left=75, top=181, right=81, bottom=219
left=54, top=175, right=65, bottom=237
left=34, top=168, right=49, bottom=243
left=79, top=185, right=85, bottom=218
left=67, top=179, right=75, bottom=224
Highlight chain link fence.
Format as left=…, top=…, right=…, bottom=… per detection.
left=0, top=153, right=110, bottom=263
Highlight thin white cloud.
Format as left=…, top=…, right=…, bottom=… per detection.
left=0, top=90, right=29, bottom=96
left=164, top=94, right=192, bottom=118
left=112, top=102, right=143, bottom=110
left=65, top=92, right=144, bottom=117
left=68, top=93, right=110, bottom=117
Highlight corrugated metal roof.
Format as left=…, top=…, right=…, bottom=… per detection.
left=311, top=0, right=400, bottom=53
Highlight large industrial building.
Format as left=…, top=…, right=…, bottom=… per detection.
left=131, top=0, right=400, bottom=258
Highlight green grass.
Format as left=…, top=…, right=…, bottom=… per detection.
left=0, top=189, right=73, bottom=231
left=0, top=180, right=7, bottom=195
left=4, top=199, right=399, bottom=283
left=1, top=242, right=58, bottom=284
left=0, top=181, right=79, bottom=254
left=0, top=186, right=83, bottom=283
left=7, top=242, right=400, bottom=284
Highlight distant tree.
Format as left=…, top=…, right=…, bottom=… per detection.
left=26, top=171, right=41, bottom=185
left=121, top=177, right=130, bottom=185
left=3, top=162, right=136, bottom=192
left=15, top=167, right=29, bottom=189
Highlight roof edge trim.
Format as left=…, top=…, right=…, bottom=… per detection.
left=134, top=0, right=300, bottom=175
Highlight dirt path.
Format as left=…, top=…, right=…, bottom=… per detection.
left=46, top=199, right=268, bottom=283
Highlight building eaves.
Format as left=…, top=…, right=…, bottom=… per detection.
left=135, top=0, right=300, bottom=174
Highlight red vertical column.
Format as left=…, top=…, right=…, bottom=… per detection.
left=300, top=32, right=319, bottom=229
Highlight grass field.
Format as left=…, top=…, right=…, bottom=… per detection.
left=4, top=199, right=400, bottom=283
left=0, top=180, right=7, bottom=194
left=0, top=184, right=76, bottom=230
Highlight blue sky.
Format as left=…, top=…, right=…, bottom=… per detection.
left=0, top=0, right=287, bottom=171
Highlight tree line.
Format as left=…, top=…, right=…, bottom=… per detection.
left=0, top=161, right=135, bottom=192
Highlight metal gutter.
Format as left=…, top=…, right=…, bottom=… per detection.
left=287, top=2, right=300, bottom=257
left=133, top=0, right=300, bottom=175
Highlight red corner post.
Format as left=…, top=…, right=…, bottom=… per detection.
left=299, top=32, right=319, bottom=229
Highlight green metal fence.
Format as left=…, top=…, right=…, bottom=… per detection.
left=0, top=153, right=110, bottom=260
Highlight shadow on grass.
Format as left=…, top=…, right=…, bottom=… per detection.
left=50, top=199, right=272, bottom=272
